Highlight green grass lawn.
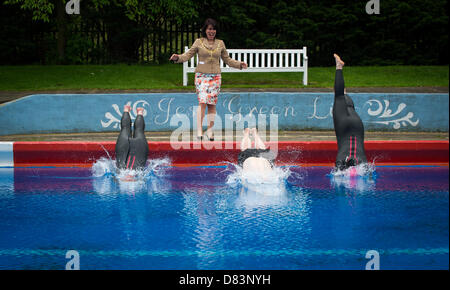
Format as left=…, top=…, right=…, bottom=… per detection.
left=0, top=64, right=448, bottom=91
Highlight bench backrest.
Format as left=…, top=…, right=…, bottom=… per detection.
left=182, top=47, right=308, bottom=85
left=184, top=47, right=307, bottom=72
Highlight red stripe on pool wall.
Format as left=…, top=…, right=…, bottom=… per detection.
left=12, top=141, right=449, bottom=167
left=13, top=142, right=116, bottom=167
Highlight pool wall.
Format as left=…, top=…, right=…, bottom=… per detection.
left=0, top=142, right=13, bottom=167
left=1, top=140, right=447, bottom=167
left=0, top=93, right=448, bottom=135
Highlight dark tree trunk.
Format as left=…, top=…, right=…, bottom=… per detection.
left=56, top=0, right=66, bottom=63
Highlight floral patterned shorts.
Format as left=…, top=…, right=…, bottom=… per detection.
left=195, top=73, right=221, bottom=105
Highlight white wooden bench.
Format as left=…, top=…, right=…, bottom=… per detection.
left=182, top=47, right=308, bottom=86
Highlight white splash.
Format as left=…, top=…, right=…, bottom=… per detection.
left=91, top=156, right=171, bottom=194
left=330, top=162, right=376, bottom=191
left=226, top=165, right=292, bottom=209
left=91, top=156, right=171, bottom=180
left=91, top=157, right=116, bottom=177
left=144, top=157, right=171, bottom=178
left=330, top=162, right=375, bottom=177
left=226, top=163, right=292, bottom=196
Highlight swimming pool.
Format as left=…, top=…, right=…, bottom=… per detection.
left=0, top=164, right=448, bottom=270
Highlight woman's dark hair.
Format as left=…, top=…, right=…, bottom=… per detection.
left=201, top=18, right=218, bottom=38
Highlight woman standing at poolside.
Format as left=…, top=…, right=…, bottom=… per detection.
left=170, top=18, right=247, bottom=140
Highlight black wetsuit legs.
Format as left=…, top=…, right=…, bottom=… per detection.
left=334, top=69, right=345, bottom=98
left=115, top=113, right=149, bottom=170
left=115, top=112, right=131, bottom=170
left=333, top=69, right=367, bottom=170
left=128, top=115, right=149, bottom=170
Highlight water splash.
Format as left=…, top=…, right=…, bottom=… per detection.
left=91, top=157, right=116, bottom=178
left=91, top=156, right=172, bottom=195
left=330, top=162, right=376, bottom=177
left=99, top=144, right=113, bottom=160
left=225, top=162, right=292, bottom=197
left=329, top=162, right=377, bottom=191
left=224, top=163, right=292, bottom=209
left=142, top=157, right=171, bottom=178
left=91, top=156, right=171, bottom=180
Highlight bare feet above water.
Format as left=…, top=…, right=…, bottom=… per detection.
left=251, top=127, right=258, bottom=136
left=334, top=53, right=345, bottom=69
left=243, top=128, right=250, bottom=137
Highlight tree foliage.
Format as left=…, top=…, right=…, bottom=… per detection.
left=5, top=0, right=55, bottom=22
left=196, top=0, right=448, bottom=65
left=1, top=0, right=448, bottom=65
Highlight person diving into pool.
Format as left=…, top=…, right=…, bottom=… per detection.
left=332, top=54, right=368, bottom=171
left=238, top=127, right=276, bottom=179
left=115, top=105, right=149, bottom=172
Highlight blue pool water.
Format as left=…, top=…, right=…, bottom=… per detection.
left=0, top=165, right=448, bottom=270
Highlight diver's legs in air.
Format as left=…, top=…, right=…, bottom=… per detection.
left=240, top=128, right=252, bottom=151
left=115, top=105, right=132, bottom=169
left=252, top=128, right=266, bottom=150
left=334, top=54, right=345, bottom=97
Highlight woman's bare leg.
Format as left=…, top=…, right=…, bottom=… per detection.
left=252, top=128, right=266, bottom=150
left=206, top=104, right=216, bottom=139
left=196, top=103, right=207, bottom=138
left=240, top=128, right=252, bottom=151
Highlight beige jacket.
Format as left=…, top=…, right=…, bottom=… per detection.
left=176, top=38, right=242, bottom=73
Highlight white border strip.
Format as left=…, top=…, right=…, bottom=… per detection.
left=0, top=142, right=13, bottom=167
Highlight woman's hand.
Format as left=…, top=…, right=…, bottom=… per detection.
left=169, top=54, right=179, bottom=62
left=240, top=62, right=248, bottom=69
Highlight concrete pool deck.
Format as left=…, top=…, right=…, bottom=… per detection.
left=1, top=86, right=448, bottom=104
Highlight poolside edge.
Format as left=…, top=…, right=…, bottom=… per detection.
left=1, top=141, right=448, bottom=167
